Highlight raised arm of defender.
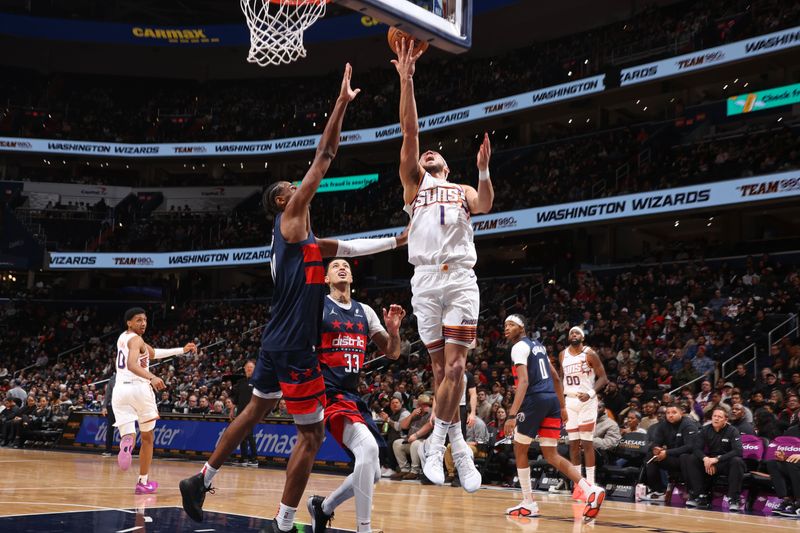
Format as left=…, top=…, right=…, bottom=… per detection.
left=282, top=63, right=360, bottom=238
left=372, top=304, right=406, bottom=360
left=392, top=38, right=426, bottom=204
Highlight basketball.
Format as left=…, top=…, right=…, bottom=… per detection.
left=388, top=27, right=429, bottom=56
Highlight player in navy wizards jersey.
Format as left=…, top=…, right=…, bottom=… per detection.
left=502, top=314, right=606, bottom=522
left=307, top=258, right=405, bottom=533
left=180, top=65, right=406, bottom=532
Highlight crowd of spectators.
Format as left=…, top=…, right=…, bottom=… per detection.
left=1, top=0, right=797, bottom=143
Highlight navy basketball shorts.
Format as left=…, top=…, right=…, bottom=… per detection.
left=516, top=392, right=562, bottom=443
left=251, top=348, right=326, bottom=418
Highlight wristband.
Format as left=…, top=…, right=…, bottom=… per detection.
left=588, top=389, right=597, bottom=399
left=154, top=347, right=184, bottom=359
left=478, top=169, right=490, bottom=181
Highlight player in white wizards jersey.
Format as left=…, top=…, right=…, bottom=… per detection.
left=393, top=38, right=494, bottom=493
left=113, top=307, right=196, bottom=494
left=558, top=326, right=608, bottom=499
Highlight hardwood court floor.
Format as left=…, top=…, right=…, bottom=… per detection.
left=0, top=448, right=795, bottom=532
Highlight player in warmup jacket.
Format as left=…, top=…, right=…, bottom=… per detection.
left=180, top=65, right=405, bottom=532
left=502, top=315, right=605, bottom=521
left=307, top=258, right=405, bottom=533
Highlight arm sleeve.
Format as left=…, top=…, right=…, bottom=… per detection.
left=510, top=341, right=529, bottom=366
left=362, top=304, right=386, bottom=337
left=336, top=237, right=396, bottom=257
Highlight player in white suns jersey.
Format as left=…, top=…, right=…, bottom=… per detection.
left=393, top=38, right=494, bottom=492
left=112, top=307, right=196, bottom=494
left=558, top=326, right=608, bottom=499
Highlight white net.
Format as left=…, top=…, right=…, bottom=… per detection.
left=240, top=0, right=327, bottom=67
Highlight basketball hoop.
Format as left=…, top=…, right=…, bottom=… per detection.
left=240, top=0, right=327, bottom=66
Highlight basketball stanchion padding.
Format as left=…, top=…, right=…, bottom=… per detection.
left=240, top=0, right=327, bottom=66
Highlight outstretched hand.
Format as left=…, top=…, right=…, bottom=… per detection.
left=339, top=63, right=361, bottom=102
left=383, top=304, right=406, bottom=335
left=476, top=132, right=491, bottom=171
left=391, top=38, right=425, bottom=80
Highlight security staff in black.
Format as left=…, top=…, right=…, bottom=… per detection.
left=681, top=407, right=745, bottom=511
left=232, top=359, right=258, bottom=466
left=642, top=403, right=699, bottom=501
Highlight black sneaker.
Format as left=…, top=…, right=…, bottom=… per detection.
left=728, top=497, right=742, bottom=512
left=685, top=495, right=699, bottom=508
left=695, top=495, right=710, bottom=509
left=306, top=495, right=333, bottom=533
left=773, top=499, right=797, bottom=517
left=267, top=520, right=298, bottom=533
left=179, top=473, right=215, bottom=522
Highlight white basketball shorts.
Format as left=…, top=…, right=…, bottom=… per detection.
left=411, top=266, right=479, bottom=351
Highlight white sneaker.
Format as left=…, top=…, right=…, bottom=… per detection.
left=583, top=486, right=606, bottom=521
left=548, top=479, right=568, bottom=493
left=453, top=449, right=481, bottom=493
left=643, top=491, right=665, bottom=502
left=422, top=441, right=446, bottom=485
left=381, top=467, right=395, bottom=478
left=506, top=500, right=539, bottom=517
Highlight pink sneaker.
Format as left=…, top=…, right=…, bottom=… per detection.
left=118, top=434, right=134, bottom=471
left=135, top=480, right=159, bottom=494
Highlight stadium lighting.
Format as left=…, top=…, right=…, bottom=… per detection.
left=778, top=117, right=783, bottom=122
left=568, top=118, right=573, bottom=124
left=723, top=84, right=729, bottom=90
left=744, top=82, right=749, bottom=88
left=584, top=59, right=589, bottom=65
left=636, top=99, right=640, bottom=104
left=643, top=106, right=648, bottom=111
left=567, top=71, right=573, bottom=77
left=674, top=220, right=680, bottom=227
left=734, top=78, right=739, bottom=84
left=586, top=118, right=591, bottom=123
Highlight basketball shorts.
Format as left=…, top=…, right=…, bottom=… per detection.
left=251, top=348, right=326, bottom=423
left=411, top=266, right=479, bottom=351
left=112, top=381, right=159, bottom=430
left=324, top=389, right=385, bottom=455
left=565, top=395, right=598, bottom=440
left=516, top=393, right=562, bottom=442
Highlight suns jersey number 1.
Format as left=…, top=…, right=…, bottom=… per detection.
left=403, top=172, right=476, bottom=269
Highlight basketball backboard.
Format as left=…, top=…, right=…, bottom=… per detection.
left=337, top=0, right=472, bottom=53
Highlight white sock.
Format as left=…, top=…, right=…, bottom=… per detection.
left=275, top=502, right=296, bottom=532
left=447, top=423, right=468, bottom=455
left=578, top=478, right=592, bottom=494
left=138, top=474, right=148, bottom=485
left=201, top=462, right=218, bottom=488
left=429, top=417, right=449, bottom=448
left=518, top=467, right=533, bottom=503
left=586, top=466, right=596, bottom=486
